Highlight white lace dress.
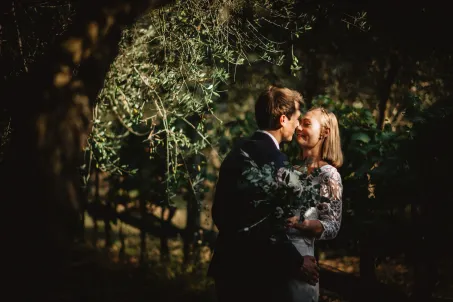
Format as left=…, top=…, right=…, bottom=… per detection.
left=284, top=164, right=343, bottom=302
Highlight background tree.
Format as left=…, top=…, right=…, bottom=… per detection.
left=2, top=0, right=175, bottom=299
left=2, top=1, right=453, bottom=301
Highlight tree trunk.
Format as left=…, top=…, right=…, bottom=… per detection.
left=139, top=192, right=147, bottom=267
left=411, top=203, right=438, bottom=302
left=160, top=205, right=176, bottom=262
left=377, top=53, right=399, bottom=130
left=104, top=193, right=113, bottom=249
left=119, top=221, right=126, bottom=261
left=359, top=230, right=378, bottom=301
left=93, top=167, right=100, bottom=246
left=2, top=0, right=174, bottom=298
left=183, top=193, right=201, bottom=267
left=79, top=150, right=93, bottom=241
left=303, top=50, right=320, bottom=107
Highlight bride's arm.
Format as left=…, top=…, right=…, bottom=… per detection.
left=289, top=168, right=343, bottom=239
left=292, top=219, right=324, bottom=237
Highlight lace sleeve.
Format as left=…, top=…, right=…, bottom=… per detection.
left=317, top=166, right=343, bottom=240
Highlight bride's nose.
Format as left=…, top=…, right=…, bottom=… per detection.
left=296, top=124, right=303, bottom=132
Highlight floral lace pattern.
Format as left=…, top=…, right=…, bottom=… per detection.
left=314, top=165, right=342, bottom=240
left=292, top=164, right=343, bottom=240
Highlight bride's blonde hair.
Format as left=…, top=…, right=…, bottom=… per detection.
left=308, top=107, right=343, bottom=168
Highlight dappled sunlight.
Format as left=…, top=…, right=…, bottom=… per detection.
left=319, top=254, right=414, bottom=294
left=84, top=214, right=213, bottom=266
left=84, top=213, right=440, bottom=301
left=2, top=1, right=453, bottom=302
left=320, top=255, right=360, bottom=275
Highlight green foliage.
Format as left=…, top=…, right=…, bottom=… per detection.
left=284, top=95, right=453, bottom=245
left=199, top=89, right=452, bottom=243
left=87, top=0, right=315, bottom=206
left=238, top=150, right=324, bottom=239
left=81, top=0, right=453, bottom=258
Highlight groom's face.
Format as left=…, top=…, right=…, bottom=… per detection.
left=280, top=101, right=301, bottom=142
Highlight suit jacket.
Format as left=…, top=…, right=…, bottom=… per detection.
left=208, top=131, right=304, bottom=281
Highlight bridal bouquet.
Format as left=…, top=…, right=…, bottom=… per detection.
left=238, top=150, right=328, bottom=242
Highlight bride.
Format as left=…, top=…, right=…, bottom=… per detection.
left=285, top=106, right=344, bottom=302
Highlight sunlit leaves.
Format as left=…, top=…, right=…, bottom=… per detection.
left=88, top=0, right=313, bottom=182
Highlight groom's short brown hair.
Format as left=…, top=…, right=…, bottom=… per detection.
left=255, top=85, right=303, bottom=130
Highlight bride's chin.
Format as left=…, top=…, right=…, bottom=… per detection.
left=296, top=138, right=306, bottom=145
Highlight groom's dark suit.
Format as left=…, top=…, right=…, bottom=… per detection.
left=208, top=131, right=304, bottom=302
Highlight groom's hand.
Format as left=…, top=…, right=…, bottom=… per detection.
left=300, top=256, right=320, bottom=285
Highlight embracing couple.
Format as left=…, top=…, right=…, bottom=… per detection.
left=207, top=86, right=344, bottom=302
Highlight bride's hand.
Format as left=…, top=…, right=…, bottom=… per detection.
left=286, top=216, right=299, bottom=228
left=316, top=202, right=329, bottom=212
left=316, top=202, right=331, bottom=219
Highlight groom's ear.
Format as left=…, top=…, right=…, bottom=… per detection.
left=279, top=114, right=287, bottom=126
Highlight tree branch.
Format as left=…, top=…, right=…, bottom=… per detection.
left=12, top=1, right=28, bottom=72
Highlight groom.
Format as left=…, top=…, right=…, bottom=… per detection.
left=208, top=86, right=320, bottom=302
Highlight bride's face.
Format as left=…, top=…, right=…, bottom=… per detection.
left=295, top=109, right=323, bottom=150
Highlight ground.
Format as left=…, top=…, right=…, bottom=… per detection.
left=81, top=213, right=453, bottom=302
